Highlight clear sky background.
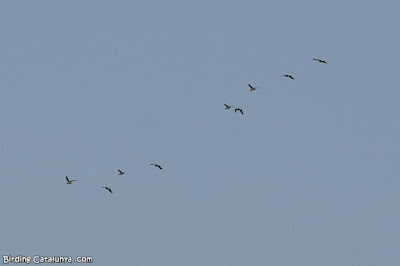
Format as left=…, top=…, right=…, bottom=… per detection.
left=1, top=0, right=400, bottom=265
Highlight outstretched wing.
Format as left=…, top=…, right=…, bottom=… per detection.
left=282, top=74, right=294, bottom=79
left=66, top=176, right=69, bottom=182
left=314, top=58, right=327, bottom=63
left=102, top=186, right=112, bottom=193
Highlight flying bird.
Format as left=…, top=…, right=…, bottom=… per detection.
left=313, top=58, right=327, bottom=64
left=102, top=187, right=113, bottom=193
left=66, top=176, right=76, bottom=184
left=151, top=163, right=163, bottom=170
left=248, top=84, right=257, bottom=91
left=235, top=108, right=244, bottom=115
left=281, top=74, right=294, bottom=80
left=118, top=169, right=125, bottom=175
left=224, top=104, right=233, bottom=110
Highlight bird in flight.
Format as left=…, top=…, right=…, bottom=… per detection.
left=151, top=163, right=163, bottom=170
left=313, top=58, right=327, bottom=64
left=118, top=169, right=125, bottom=175
left=248, top=84, right=257, bottom=91
left=281, top=74, right=294, bottom=80
left=66, top=176, right=76, bottom=184
left=224, top=104, right=233, bottom=110
left=102, top=187, right=113, bottom=193
left=235, top=108, right=244, bottom=115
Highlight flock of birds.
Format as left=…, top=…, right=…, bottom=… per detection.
left=65, top=58, right=327, bottom=194
left=224, top=58, right=327, bottom=116
left=65, top=164, right=163, bottom=193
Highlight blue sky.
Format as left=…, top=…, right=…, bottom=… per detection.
left=1, top=0, right=400, bottom=265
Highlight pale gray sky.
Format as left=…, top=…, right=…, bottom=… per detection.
left=1, top=0, right=400, bottom=265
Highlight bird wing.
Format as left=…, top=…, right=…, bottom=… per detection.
left=66, top=176, right=69, bottom=182
left=102, top=187, right=112, bottom=193
left=235, top=109, right=243, bottom=114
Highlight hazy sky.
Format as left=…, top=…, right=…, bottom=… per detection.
left=1, top=0, right=400, bottom=265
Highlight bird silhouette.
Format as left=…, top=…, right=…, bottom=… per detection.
left=66, top=176, right=76, bottom=184
left=102, top=187, right=113, bottom=193
left=150, top=163, right=163, bottom=170
left=235, top=108, right=244, bottom=115
left=224, top=104, right=233, bottom=110
left=118, top=169, right=125, bottom=175
left=281, top=74, right=294, bottom=80
left=313, top=58, right=327, bottom=64
left=248, top=84, right=257, bottom=91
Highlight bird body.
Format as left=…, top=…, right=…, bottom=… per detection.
left=66, top=176, right=76, bottom=184
left=224, top=104, right=233, bottom=110
left=118, top=169, right=125, bottom=175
